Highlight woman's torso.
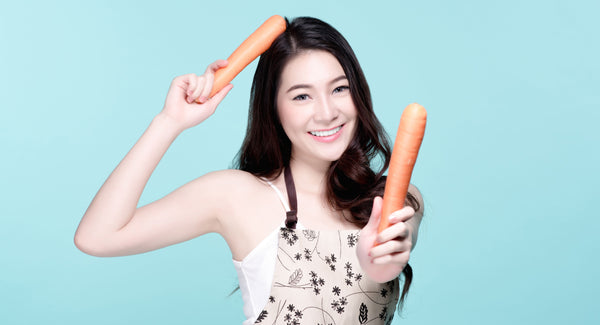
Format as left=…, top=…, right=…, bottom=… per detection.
left=217, top=170, right=361, bottom=261
left=222, top=170, right=399, bottom=324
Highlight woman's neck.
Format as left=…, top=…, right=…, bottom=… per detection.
left=288, top=157, right=330, bottom=197
left=286, top=156, right=357, bottom=230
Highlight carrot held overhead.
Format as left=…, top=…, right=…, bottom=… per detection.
left=200, top=15, right=287, bottom=100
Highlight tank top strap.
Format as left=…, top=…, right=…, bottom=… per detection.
left=263, top=179, right=291, bottom=212
left=283, top=167, right=298, bottom=229
left=260, top=168, right=298, bottom=229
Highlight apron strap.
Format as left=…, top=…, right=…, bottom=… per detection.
left=284, top=167, right=298, bottom=229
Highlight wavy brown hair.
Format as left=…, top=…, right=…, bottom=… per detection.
left=235, top=16, right=420, bottom=308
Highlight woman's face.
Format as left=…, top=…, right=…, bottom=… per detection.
left=276, top=50, right=357, bottom=165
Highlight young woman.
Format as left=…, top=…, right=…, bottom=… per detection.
left=75, top=17, right=424, bottom=324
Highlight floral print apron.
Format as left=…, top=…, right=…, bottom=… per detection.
left=254, top=169, right=399, bottom=324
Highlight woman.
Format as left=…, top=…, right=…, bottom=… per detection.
left=75, top=17, right=424, bottom=324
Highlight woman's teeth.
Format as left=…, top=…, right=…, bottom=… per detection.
left=310, top=126, right=342, bottom=137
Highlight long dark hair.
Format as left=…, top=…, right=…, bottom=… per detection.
left=235, top=16, right=420, bottom=308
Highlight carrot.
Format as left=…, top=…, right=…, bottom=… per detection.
left=203, top=15, right=286, bottom=99
left=378, top=103, right=427, bottom=233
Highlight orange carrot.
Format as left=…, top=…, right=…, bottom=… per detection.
left=204, top=15, right=286, bottom=99
left=378, top=103, right=427, bottom=233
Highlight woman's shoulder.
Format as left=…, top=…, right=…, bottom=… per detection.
left=201, top=168, right=263, bottom=183
left=183, top=169, right=277, bottom=222
left=190, top=169, right=271, bottom=196
left=408, top=183, right=424, bottom=215
left=408, top=183, right=422, bottom=199
left=195, top=169, right=285, bottom=257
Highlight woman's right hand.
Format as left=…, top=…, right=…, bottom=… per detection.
left=159, top=60, right=233, bottom=133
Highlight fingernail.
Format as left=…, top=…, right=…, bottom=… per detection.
left=199, top=96, right=207, bottom=103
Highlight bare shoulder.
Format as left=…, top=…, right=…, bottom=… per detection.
left=193, top=168, right=261, bottom=186
left=408, top=183, right=425, bottom=215
left=188, top=168, right=279, bottom=220
left=190, top=169, right=267, bottom=197
left=192, top=169, right=285, bottom=260
left=182, top=169, right=266, bottom=208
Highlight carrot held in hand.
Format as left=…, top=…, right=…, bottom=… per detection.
left=378, top=103, right=427, bottom=233
left=203, top=15, right=286, bottom=100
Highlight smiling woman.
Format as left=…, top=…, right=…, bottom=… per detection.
left=276, top=50, right=358, bottom=164
left=74, top=16, right=424, bottom=325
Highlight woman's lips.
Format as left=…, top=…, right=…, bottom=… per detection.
left=308, top=125, right=344, bottom=142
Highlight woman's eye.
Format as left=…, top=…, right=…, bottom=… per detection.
left=293, top=94, right=309, bottom=101
left=333, top=86, right=350, bottom=94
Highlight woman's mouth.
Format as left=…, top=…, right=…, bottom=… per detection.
left=309, top=125, right=343, bottom=137
left=308, top=125, right=344, bottom=143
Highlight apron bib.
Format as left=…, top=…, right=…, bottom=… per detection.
left=254, top=169, right=399, bottom=324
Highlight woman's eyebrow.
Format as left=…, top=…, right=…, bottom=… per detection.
left=285, top=75, right=348, bottom=93
left=286, top=83, right=312, bottom=93
left=329, top=75, right=348, bottom=85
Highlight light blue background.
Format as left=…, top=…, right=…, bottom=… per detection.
left=1, top=0, right=598, bottom=324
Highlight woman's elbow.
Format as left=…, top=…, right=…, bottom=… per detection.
left=73, top=232, right=112, bottom=257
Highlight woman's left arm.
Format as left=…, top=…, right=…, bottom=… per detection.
left=357, top=185, right=424, bottom=283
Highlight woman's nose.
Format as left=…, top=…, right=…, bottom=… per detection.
left=314, top=97, right=339, bottom=123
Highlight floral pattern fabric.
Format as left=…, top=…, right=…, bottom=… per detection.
left=254, top=228, right=399, bottom=325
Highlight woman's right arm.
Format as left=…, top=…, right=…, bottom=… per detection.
left=74, top=61, right=233, bottom=257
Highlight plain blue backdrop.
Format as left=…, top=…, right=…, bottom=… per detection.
left=1, top=0, right=598, bottom=324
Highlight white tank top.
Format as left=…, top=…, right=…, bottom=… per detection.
left=231, top=180, right=305, bottom=325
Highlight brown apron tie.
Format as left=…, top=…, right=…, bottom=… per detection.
left=284, top=167, right=298, bottom=229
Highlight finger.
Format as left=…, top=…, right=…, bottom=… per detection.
left=372, top=254, right=392, bottom=265
left=190, top=75, right=207, bottom=103
left=369, top=239, right=409, bottom=258
left=206, top=59, right=228, bottom=74
left=377, top=222, right=409, bottom=244
left=199, top=73, right=213, bottom=103
left=200, top=60, right=228, bottom=102
left=388, top=206, right=415, bottom=224
left=185, top=74, right=198, bottom=103
left=366, top=196, right=383, bottom=229
left=372, top=251, right=410, bottom=265
left=205, top=83, right=233, bottom=107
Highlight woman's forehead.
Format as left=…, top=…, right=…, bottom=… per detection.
left=278, top=50, right=346, bottom=88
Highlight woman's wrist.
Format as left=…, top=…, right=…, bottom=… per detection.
left=152, top=113, right=186, bottom=138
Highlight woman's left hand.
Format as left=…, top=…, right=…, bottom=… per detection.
left=357, top=196, right=415, bottom=283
